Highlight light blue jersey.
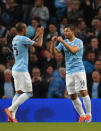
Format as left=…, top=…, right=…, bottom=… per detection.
left=12, top=35, right=35, bottom=72
left=56, top=38, right=85, bottom=74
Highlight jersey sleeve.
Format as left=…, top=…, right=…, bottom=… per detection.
left=74, top=39, right=83, bottom=49
left=56, top=42, right=63, bottom=52
left=22, top=36, right=35, bottom=46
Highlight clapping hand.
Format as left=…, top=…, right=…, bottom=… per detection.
left=33, top=26, right=44, bottom=40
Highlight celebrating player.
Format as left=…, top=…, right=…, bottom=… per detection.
left=50, top=24, right=92, bottom=122
left=4, top=22, right=44, bottom=122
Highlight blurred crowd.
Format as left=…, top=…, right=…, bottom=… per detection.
left=0, top=0, right=101, bottom=99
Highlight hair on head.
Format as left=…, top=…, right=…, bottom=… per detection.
left=64, top=24, right=75, bottom=31
left=16, top=22, right=26, bottom=32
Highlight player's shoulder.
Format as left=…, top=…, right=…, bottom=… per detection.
left=64, top=39, right=68, bottom=42
left=13, top=35, right=23, bottom=41
left=75, top=37, right=83, bottom=43
left=75, top=38, right=83, bottom=46
left=21, top=35, right=28, bottom=40
left=12, top=35, right=19, bottom=43
left=21, top=36, right=31, bottom=42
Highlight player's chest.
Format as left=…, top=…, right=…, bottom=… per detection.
left=63, top=42, right=75, bottom=52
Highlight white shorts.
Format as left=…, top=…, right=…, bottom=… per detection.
left=66, top=72, right=87, bottom=95
left=12, top=71, right=32, bottom=92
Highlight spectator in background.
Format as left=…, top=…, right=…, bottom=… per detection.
left=97, top=51, right=101, bottom=60
left=0, top=46, right=10, bottom=65
left=22, top=0, right=34, bottom=24
left=6, top=55, right=14, bottom=69
left=83, top=51, right=95, bottom=78
left=44, top=38, right=52, bottom=51
left=41, top=50, right=55, bottom=73
left=54, top=0, right=66, bottom=22
left=96, top=7, right=101, bottom=19
left=88, top=70, right=101, bottom=98
left=2, top=0, right=22, bottom=28
left=32, top=67, right=42, bottom=83
left=31, top=17, right=40, bottom=30
left=90, top=36, right=100, bottom=53
left=85, top=28, right=95, bottom=44
left=3, top=69, right=15, bottom=98
left=30, top=0, right=50, bottom=28
left=80, top=0, right=96, bottom=27
left=65, top=0, right=73, bottom=9
left=0, top=64, right=6, bottom=72
left=7, top=26, right=17, bottom=49
left=32, top=67, right=48, bottom=98
left=66, top=0, right=83, bottom=24
left=53, top=52, right=65, bottom=70
left=48, top=67, right=66, bottom=98
left=59, top=17, right=68, bottom=37
left=92, top=17, right=101, bottom=43
left=0, top=37, right=7, bottom=48
left=42, top=65, right=54, bottom=85
left=29, top=53, right=40, bottom=75
left=83, top=50, right=95, bottom=93
left=76, top=19, right=87, bottom=42
left=43, top=0, right=56, bottom=24
left=44, top=23, right=60, bottom=42
left=94, top=59, right=101, bottom=74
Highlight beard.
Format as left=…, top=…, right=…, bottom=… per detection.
left=65, top=34, right=72, bottom=40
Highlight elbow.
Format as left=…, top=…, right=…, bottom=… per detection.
left=71, top=51, right=76, bottom=54
left=70, top=49, right=78, bottom=54
left=34, top=44, right=42, bottom=48
left=69, top=50, right=76, bottom=54
left=38, top=44, right=42, bottom=48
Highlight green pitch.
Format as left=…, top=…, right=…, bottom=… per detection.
left=0, top=123, right=101, bottom=131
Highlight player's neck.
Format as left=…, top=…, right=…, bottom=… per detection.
left=17, top=32, right=25, bottom=36
left=68, top=36, right=75, bottom=42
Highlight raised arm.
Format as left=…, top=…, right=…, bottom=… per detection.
left=33, top=27, right=42, bottom=41
left=57, top=36, right=79, bottom=54
left=33, top=27, right=44, bottom=47
left=50, top=36, right=59, bottom=55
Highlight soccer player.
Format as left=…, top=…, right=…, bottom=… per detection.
left=50, top=24, right=92, bottom=122
left=4, top=22, right=44, bottom=122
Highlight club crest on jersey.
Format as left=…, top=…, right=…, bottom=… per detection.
left=78, top=42, right=80, bottom=45
left=71, top=44, right=74, bottom=47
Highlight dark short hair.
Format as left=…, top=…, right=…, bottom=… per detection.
left=31, top=17, right=40, bottom=23
left=49, top=22, right=57, bottom=28
left=64, top=24, right=75, bottom=31
left=93, top=16, right=101, bottom=21
left=16, top=22, right=26, bottom=32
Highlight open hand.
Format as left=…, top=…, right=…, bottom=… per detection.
left=34, top=26, right=44, bottom=40
left=36, top=26, right=44, bottom=35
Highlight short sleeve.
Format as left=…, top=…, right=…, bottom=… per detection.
left=56, top=42, right=63, bottom=52
left=22, top=36, right=35, bottom=46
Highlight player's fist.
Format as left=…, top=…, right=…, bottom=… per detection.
left=36, top=26, right=44, bottom=34
left=57, top=36, right=63, bottom=42
left=51, top=36, right=57, bottom=42
left=40, top=26, right=44, bottom=32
